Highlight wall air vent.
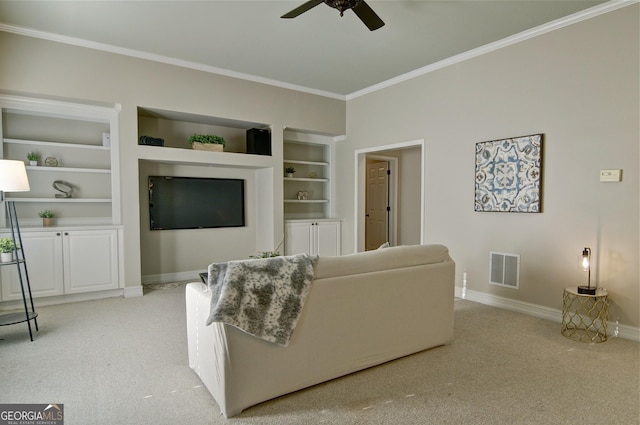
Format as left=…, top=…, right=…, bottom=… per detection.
left=489, top=252, right=520, bottom=289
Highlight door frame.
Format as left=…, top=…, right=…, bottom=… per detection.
left=354, top=139, right=425, bottom=252
left=365, top=155, right=398, bottom=249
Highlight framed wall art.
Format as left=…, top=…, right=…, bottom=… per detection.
left=474, top=134, right=542, bottom=213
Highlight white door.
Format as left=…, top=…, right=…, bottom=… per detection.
left=63, top=230, right=118, bottom=294
left=285, top=222, right=314, bottom=255
left=0, top=231, right=64, bottom=300
left=366, top=160, right=390, bottom=250
left=315, top=221, right=341, bottom=257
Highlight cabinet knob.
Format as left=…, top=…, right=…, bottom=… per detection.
left=56, top=233, right=61, bottom=236
left=64, top=232, right=69, bottom=236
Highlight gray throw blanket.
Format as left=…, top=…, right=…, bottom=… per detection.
left=205, top=254, right=317, bottom=346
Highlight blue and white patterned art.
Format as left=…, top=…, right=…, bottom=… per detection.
left=475, top=134, right=542, bottom=213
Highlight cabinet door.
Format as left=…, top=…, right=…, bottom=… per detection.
left=63, top=230, right=118, bottom=294
left=284, top=222, right=313, bottom=255
left=0, top=232, right=64, bottom=300
left=316, top=221, right=341, bottom=257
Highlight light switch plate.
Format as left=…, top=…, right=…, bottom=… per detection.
left=600, top=169, right=622, bottom=182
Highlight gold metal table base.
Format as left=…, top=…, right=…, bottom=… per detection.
left=561, top=287, right=608, bottom=343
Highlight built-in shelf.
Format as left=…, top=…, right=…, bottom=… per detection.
left=6, top=198, right=112, bottom=203
left=283, top=132, right=335, bottom=219
left=0, top=95, right=122, bottom=310
left=283, top=159, right=329, bottom=166
left=136, top=106, right=278, bottom=269
left=26, top=166, right=110, bottom=174
left=0, top=94, right=121, bottom=226
left=4, top=138, right=109, bottom=151
left=284, top=177, right=329, bottom=182
left=137, top=145, right=273, bottom=169
left=284, top=199, right=329, bottom=204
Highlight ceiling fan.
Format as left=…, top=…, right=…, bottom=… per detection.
left=281, top=0, right=385, bottom=31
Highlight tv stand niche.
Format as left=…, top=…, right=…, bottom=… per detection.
left=136, top=107, right=278, bottom=276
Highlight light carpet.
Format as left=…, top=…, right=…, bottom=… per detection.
left=1, top=283, right=638, bottom=424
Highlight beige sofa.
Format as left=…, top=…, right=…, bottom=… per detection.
left=186, top=244, right=455, bottom=417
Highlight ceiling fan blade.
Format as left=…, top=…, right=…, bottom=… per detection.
left=281, top=0, right=324, bottom=19
left=352, top=1, right=385, bottom=31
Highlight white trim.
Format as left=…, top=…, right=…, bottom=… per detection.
left=123, top=286, right=143, bottom=298
left=346, top=0, right=638, bottom=100
left=0, top=289, right=127, bottom=310
left=455, top=287, right=640, bottom=342
left=1, top=1, right=635, bottom=100
left=0, top=23, right=345, bottom=101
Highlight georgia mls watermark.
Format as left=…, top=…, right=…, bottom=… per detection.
left=0, top=404, right=63, bottom=425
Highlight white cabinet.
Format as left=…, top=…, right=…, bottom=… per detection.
left=285, top=220, right=341, bottom=257
left=63, top=229, right=118, bottom=294
left=0, top=229, right=119, bottom=301
left=1, top=231, right=63, bottom=299
left=0, top=95, right=123, bottom=304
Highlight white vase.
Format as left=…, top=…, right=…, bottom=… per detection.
left=1, top=252, right=13, bottom=262
left=29, top=160, right=38, bottom=166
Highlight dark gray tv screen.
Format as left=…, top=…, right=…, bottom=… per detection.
left=148, top=176, right=245, bottom=230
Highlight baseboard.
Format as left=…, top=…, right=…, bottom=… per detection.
left=142, top=270, right=205, bottom=285
left=455, top=287, right=640, bottom=342
left=0, top=289, right=125, bottom=310
left=123, top=285, right=143, bottom=298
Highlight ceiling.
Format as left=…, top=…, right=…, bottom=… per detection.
left=0, top=0, right=612, bottom=98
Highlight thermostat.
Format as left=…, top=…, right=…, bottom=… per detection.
left=599, top=169, right=622, bottom=182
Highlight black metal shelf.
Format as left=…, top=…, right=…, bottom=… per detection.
left=0, top=201, right=39, bottom=341
left=0, top=311, right=38, bottom=326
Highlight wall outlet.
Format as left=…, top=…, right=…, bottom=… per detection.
left=599, top=169, right=622, bottom=182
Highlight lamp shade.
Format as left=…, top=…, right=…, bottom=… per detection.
left=0, top=160, right=30, bottom=192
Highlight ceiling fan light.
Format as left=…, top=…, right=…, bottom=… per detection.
left=324, top=0, right=362, bottom=15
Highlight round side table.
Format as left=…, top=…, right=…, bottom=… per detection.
left=561, top=287, right=608, bottom=343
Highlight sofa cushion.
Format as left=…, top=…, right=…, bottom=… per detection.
left=314, top=244, right=450, bottom=280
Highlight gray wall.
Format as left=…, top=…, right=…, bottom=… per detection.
left=0, top=31, right=346, bottom=287
left=0, top=6, right=637, bottom=330
left=339, top=6, right=639, bottom=327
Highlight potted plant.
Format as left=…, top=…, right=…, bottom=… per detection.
left=189, top=134, right=226, bottom=152
left=285, top=166, right=296, bottom=178
left=38, top=210, right=56, bottom=227
left=0, top=237, right=16, bottom=262
left=27, top=152, right=39, bottom=166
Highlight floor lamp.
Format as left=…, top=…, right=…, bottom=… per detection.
left=0, top=159, right=38, bottom=341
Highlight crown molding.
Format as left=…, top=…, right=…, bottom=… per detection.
left=0, top=0, right=635, bottom=102
left=0, top=22, right=346, bottom=101
left=346, top=0, right=638, bottom=100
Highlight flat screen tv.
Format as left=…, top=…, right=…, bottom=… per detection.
left=148, top=176, right=245, bottom=230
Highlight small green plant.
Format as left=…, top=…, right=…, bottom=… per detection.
left=285, top=166, right=296, bottom=174
left=188, top=134, right=226, bottom=146
left=38, top=210, right=56, bottom=218
left=0, top=237, right=16, bottom=253
left=27, top=152, right=39, bottom=161
left=249, top=251, right=281, bottom=259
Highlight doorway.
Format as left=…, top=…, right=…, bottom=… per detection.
left=354, top=140, right=425, bottom=253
